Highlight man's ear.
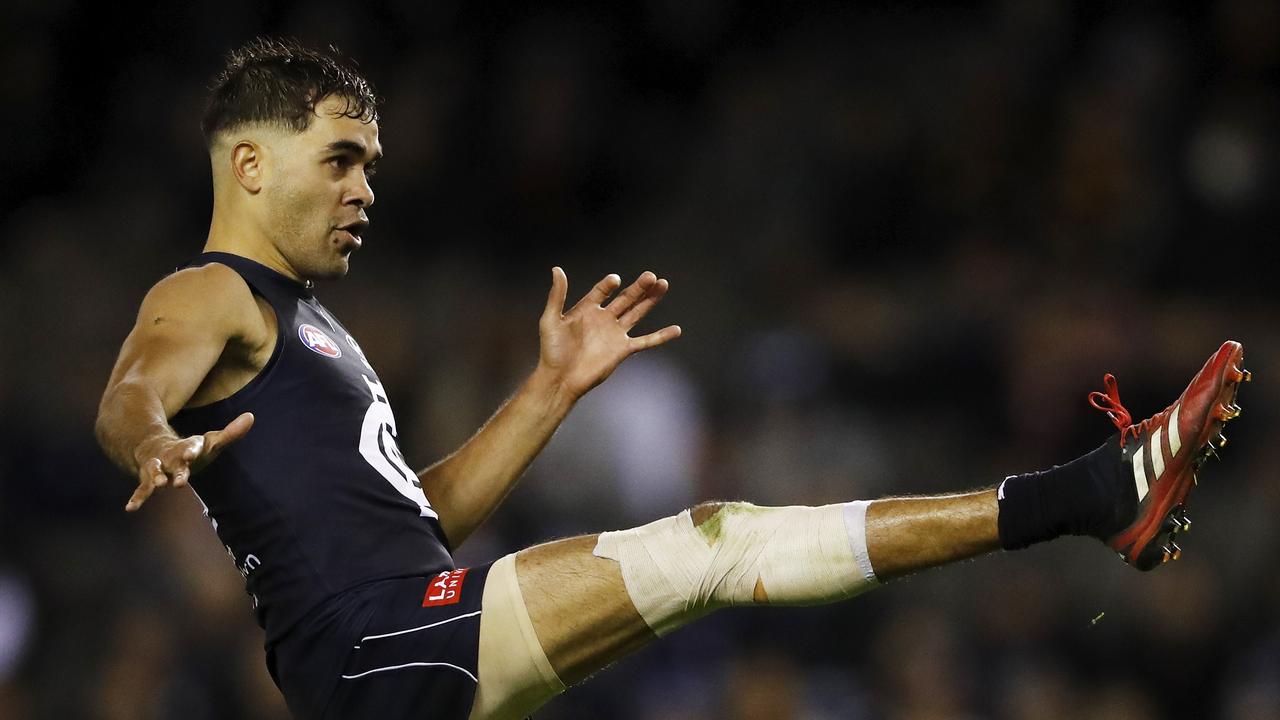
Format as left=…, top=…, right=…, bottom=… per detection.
left=231, top=141, right=265, bottom=193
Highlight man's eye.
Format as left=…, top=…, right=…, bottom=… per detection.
left=329, top=157, right=351, bottom=170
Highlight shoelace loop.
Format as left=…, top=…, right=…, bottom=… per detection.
left=1088, top=373, right=1150, bottom=448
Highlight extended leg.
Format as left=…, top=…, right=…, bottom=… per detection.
left=468, top=490, right=1002, bottom=720
left=517, top=535, right=654, bottom=684
left=864, top=489, right=999, bottom=580
left=467, top=340, right=1250, bottom=718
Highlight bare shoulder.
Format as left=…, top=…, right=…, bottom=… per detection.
left=143, top=262, right=252, bottom=310
left=137, top=262, right=268, bottom=343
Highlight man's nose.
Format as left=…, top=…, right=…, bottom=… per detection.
left=347, top=174, right=375, bottom=208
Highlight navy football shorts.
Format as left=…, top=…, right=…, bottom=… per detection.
left=270, top=562, right=493, bottom=720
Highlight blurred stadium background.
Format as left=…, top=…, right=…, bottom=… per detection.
left=2, top=1, right=1278, bottom=718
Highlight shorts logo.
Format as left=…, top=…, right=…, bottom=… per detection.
left=422, top=568, right=469, bottom=607
left=298, top=324, right=342, bottom=358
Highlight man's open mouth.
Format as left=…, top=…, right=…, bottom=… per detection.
left=335, top=221, right=368, bottom=252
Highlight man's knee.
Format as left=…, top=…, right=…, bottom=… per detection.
left=595, top=501, right=879, bottom=636
left=689, top=502, right=766, bottom=601
left=690, top=502, right=775, bottom=554
left=690, top=501, right=728, bottom=529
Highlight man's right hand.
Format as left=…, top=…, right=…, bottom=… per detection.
left=126, top=412, right=255, bottom=512
left=97, top=263, right=271, bottom=512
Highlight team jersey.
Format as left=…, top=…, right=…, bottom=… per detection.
left=170, top=252, right=454, bottom=645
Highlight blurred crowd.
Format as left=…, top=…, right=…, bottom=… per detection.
left=2, top=0, right=1279, bottom=718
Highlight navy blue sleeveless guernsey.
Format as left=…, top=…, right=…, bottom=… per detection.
left=170, top=252, right=454, bottom=646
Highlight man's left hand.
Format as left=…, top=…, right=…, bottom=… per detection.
left=537, top=267, right=681, bottom=401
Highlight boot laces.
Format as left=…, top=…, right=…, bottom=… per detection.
left=1088, top=374, right=1153, bottom=448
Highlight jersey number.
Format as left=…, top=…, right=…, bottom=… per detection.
left=359, top=375, right=438, bottom=519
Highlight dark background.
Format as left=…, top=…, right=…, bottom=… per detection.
left=2, top=1, right=1278, bottom=718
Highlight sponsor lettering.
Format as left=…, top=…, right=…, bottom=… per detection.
left=422, top=568, right=469, bottom=607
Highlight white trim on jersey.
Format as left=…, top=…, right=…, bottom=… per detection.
left=354, top=609, right=481, bottom=646
left=341, top=661, right=478, bottom=683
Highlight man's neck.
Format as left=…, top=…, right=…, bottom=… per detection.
left=204, top=211, right=302, bottom=281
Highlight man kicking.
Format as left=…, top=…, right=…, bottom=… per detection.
left=94, top=38, right=1251, bottom=720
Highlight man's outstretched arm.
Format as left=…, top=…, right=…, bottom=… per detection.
left=96, top=265, right=261, bottom=510
left=418, top=267, right=681, bottom=548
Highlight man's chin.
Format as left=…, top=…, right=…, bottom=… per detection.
left=310, top=259, right=350, bottom=282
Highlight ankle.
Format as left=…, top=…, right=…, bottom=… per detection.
left=996, top=437, right=1131, bottom=550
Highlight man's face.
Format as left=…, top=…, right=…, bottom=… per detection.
left=261, top=95, right=381, bottom=280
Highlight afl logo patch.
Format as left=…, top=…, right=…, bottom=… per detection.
left=298, top=324, right=342, bottom=358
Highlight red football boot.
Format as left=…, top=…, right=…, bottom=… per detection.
left=1088, top=340, right=1250, bottom=571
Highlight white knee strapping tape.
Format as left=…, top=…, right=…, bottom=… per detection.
left=593, top=501, right=878, bottom=636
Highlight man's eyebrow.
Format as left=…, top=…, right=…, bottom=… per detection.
left=323, top=139, right=383, bottom=161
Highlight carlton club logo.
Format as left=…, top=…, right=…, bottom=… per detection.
left=298, top=324, right=342, bottom=358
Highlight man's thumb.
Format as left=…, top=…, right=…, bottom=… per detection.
left=207, top=412, right=255, bottom=455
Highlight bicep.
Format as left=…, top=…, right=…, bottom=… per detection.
left=109, top=319, right=228, bottom=417
left=104, top=267, right=258, bottom=417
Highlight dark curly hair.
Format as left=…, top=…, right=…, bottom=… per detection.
left=201, top=37, right=378, bottom=147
